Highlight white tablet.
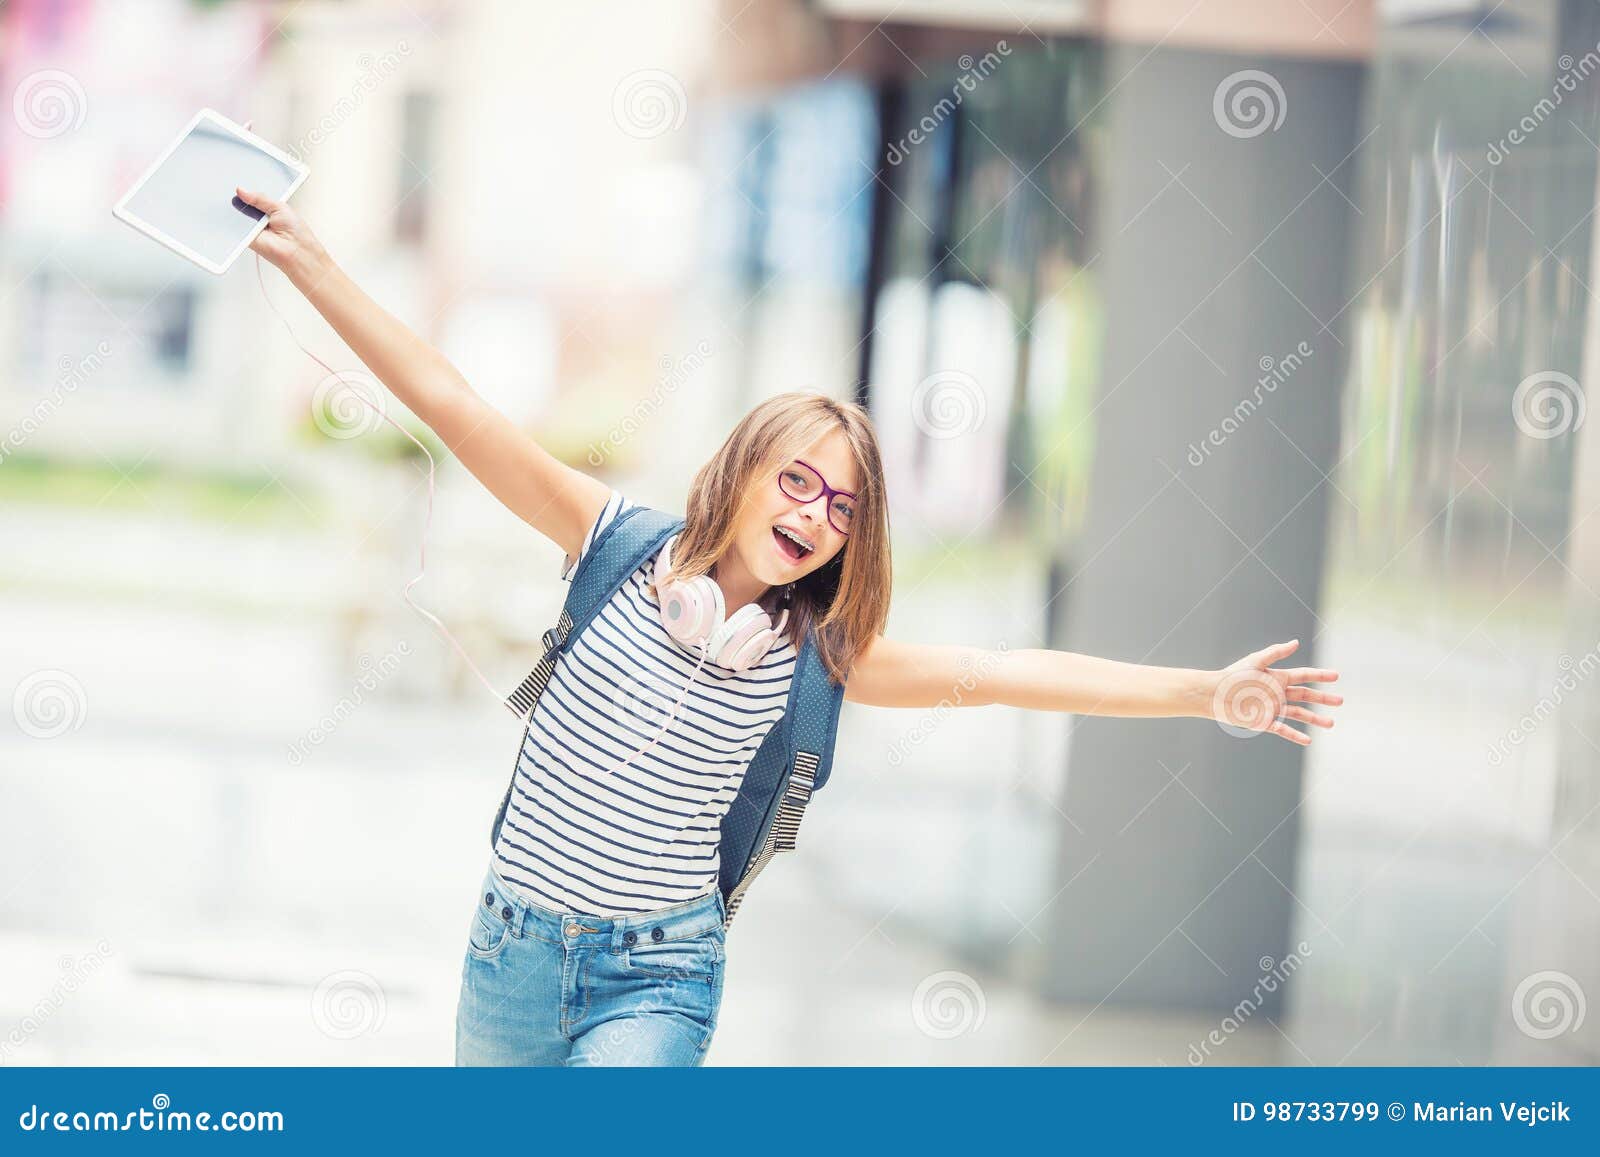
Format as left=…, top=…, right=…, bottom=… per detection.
left=112, top=108, right=309, bottom=275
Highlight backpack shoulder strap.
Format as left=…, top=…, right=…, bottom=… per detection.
left=503, top=504, right=682, bottom=719
left=565, top=504, right=682, bottom=639
left=718, top=628, right=846, bottom=923
left=785, top=628, right=846, bottom=793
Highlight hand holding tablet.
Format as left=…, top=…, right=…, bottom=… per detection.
left=112, top=108, right=310, bottom=274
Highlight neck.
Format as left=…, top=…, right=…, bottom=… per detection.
left=710, top=550, right=771, bottom=612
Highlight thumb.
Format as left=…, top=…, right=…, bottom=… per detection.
left=1251, top=638, right=1299, bottom=666
left=235, top=186, right=279, bottom=214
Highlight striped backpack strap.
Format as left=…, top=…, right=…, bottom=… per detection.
left=490, top=505, right=683, bottom=848
left=721, top=628, right=846, bottom=926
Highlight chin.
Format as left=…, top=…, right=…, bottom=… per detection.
left=742, top=539, right=799, bottom=587
left=753, top=556, right=794, bottom=587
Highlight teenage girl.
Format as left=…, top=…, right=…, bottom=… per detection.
left=239, top=186, right=1343, bottom=1066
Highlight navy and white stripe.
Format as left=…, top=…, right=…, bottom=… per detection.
left=492, top=490, right=798, bottom=916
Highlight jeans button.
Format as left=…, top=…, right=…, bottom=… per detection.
left=484, top=893, right=494, bottom=908
left=651, top=927, right=664, bottom=942
left=501, top=906, right=513, bottom=921
left=565, top=923, right=581, bottom=937
left=623, top=930, right=637, bottom=945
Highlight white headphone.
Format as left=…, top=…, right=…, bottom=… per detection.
left=655, top=533, right=791, bottom=672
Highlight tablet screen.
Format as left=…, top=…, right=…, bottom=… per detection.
left=119, top=115, right=303, bottom=271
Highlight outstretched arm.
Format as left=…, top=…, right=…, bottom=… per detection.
left=844, top=637, right=1341, bottom=746
left=236, top=185, right=610, bottom=563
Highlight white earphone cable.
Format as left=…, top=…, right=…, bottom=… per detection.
left=597, top=641, right=712, bottom=776
left=254, top=252, right=511, bottom=712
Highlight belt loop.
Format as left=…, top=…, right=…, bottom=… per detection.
left=489, top=870, right=526, bottom=939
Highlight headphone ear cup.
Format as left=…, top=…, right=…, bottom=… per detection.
left=662, top=574, right=724, bottom=647
left=712, top=603, right=777, bottom=671
left=725, top=627, right=777, bottom=672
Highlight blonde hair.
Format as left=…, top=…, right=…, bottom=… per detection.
left=656, top=392, right=892, bottom=685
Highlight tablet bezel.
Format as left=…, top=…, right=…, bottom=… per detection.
left=112, top=107, right=309, bottom=276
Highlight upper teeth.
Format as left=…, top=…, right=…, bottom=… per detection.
left=776, top=526, right=812, bottom=552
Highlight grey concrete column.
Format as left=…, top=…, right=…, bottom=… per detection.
left=1039, top=42, right=1364, bottom=1011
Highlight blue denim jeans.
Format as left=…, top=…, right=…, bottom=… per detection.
left=454, top=864, right=727, bottom=1066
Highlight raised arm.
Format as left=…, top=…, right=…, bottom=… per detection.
left=845, top=636, right=1341, bottom=745
left=237, top=185, right=609, bottom=562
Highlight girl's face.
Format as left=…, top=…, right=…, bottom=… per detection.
left=735, top=428, right=859, bottom=589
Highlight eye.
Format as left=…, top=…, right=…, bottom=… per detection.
left=833, top=498, right=855, bottom=520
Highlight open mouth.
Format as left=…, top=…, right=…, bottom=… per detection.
left=772, top=524, right=815, bottom=563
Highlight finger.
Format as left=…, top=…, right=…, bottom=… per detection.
left=1287, top=687, right=1343, bottom=706
left=1268, top=720, right=1311, bottom=746
left=235, top=186, right=281, bottom=214
left=1279, top=705, right=1333, bottom=728
left=1252, top=638, right=1299, bottom=665
left=1280, top=666, right=1338, bottom=683
left=248, top=226, right=291, bottom=258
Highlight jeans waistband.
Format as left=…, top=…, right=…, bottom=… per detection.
left=483, top=864, right=726, bottom=949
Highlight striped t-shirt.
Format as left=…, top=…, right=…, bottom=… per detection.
left=491, top=490, right=799, bottom=916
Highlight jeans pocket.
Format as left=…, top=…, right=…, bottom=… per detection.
left=624, top=928, right=722, bottom=980
left=467, top=902, right=511, bottom=961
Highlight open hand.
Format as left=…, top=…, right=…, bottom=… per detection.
left=1209, top=639, right=1341, bottom=746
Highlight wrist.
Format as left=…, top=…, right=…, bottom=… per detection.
left=285, top=242, right=333, bottom=289
left=1183, top=669, right=1221, bottom=719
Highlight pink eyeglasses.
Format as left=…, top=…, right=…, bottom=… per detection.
left=777, top=459, right=857, bottom=535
